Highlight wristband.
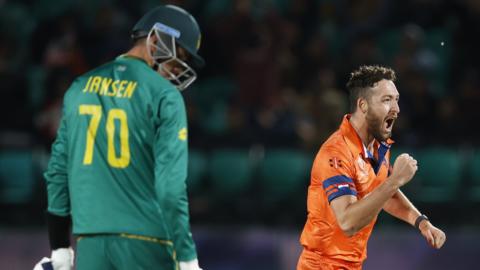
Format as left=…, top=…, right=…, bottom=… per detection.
left=46, top=212, right=71, bottom=249
left=414, top=214, right=429, bottom=230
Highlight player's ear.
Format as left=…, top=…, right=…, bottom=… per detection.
left=358, top=98, right=368, bottom=114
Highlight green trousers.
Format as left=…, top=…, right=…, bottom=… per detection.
left=76, top=234, right=178, bottom=270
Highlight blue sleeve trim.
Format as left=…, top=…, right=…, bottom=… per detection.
left=322, top=175, right=357, bottom=203
left=327, top=187, right=357, bottom=203
left=322, top=175, right=353, bottom=189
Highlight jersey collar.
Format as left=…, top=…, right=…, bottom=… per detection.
left=117, top=54, right=149, bottom=65
left=339, top=114, right=394, bottom=159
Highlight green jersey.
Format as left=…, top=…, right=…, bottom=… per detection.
left=45, top=55, right=197, bottom=261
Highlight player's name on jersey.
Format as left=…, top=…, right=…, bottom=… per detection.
left=82, top=76, right=137, bottom=99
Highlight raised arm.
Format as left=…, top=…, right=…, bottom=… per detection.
left=329, top=153, right=418, bottom=236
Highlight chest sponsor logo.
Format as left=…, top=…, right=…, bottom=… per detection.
left=356, top=157, right=370, bottom=183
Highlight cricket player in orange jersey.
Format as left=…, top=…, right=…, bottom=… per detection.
left=297, top=65, right=446, bottom=270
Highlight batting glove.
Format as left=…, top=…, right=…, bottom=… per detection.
left=33, top=247, right=74, bottom=270
left=179, top=259, right=202, bottom=270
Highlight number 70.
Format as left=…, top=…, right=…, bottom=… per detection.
left=79, top=105, right=130, bottom=168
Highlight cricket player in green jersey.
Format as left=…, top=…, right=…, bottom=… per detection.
left=34, top=5, right=204, bottom=270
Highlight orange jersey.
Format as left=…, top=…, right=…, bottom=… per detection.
left=298, top=115, right=393, bottom=269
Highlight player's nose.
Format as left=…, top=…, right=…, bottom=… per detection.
left=172, top=66, right=185, bottom=75
left=391, top=100, right=400, bottom=114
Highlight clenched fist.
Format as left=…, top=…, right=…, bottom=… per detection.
left=419, top=221, right=446, bottom=249
left=389, top=153, right=418, bottom=188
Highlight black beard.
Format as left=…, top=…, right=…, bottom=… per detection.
left=366, top=112, right=390, bottom=142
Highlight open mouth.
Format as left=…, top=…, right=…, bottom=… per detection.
left=384, top=116, right=396, bottom=131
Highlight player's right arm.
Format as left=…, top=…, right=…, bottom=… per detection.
left=328, top=153, right=418, bottom=237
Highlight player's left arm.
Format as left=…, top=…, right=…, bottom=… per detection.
left=153, top=89, right=199, bottom=266
left=37, top=104, right=75, bottom=269
left=383, top=189, right=446, bottom=249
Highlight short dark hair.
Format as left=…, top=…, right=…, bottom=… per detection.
left=346, top=65, right=396, bottom=112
